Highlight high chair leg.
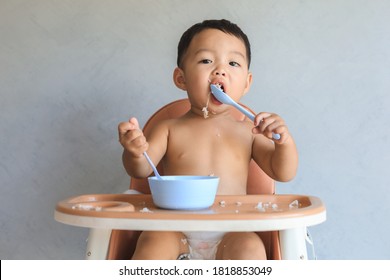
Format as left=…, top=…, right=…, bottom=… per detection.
left=85, top=228, right=112, bottom=259
left=279, top=227, right=308, bottom=260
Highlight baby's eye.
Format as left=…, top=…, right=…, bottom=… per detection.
left=229, top=61, right=240, bottom=67
left=199, top=59, right=212, bottom=64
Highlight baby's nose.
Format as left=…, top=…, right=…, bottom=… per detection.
left=213, top=68, right=226, bottom=76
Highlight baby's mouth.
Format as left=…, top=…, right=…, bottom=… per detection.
left=214, top=82, right=225, bottom=93
left=210, top=92, right=222, bottom=105
left=210, top=82, right=225, bottom=105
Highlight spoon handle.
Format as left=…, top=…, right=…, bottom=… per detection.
left=233, top=103, right=281, bottom=140
left=211, top=85, right=280, bottom=140
left=143, top=151, right=163, bottom=179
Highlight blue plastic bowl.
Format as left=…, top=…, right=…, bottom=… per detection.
left=148, top=175, right=220, bottom=210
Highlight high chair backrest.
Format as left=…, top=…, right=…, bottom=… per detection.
left=129, top=98, right=275, bottom=195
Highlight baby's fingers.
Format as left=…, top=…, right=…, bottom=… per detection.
left=119, top=130, right=148, bottom=157
left=118, top=117, right=148, bottom=155
left=118, top=121, right=133, bottom=137
left=118, top=118, right=142, bottom=144
left=254, top=113, right=278, bottom=134
left=118, top=117, right=140, bottom=136
left=266, top=125, right=288, bottom=143
left=253, top=113, right=286, bottom=142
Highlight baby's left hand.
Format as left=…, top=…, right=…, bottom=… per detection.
left=252, top=112, right=290, bottom=144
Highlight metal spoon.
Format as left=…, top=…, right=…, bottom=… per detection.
left=210, top=84, right=281, bottom=140
left=143, top=151, right=163, bottom=180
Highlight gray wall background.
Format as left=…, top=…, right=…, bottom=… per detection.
left=1, top=0, right=389, bottom=259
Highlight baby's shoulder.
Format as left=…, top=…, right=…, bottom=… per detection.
left=147, top=117, right=184, bottom=133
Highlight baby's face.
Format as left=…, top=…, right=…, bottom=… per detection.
left=179, top=28, right=252, bottom=116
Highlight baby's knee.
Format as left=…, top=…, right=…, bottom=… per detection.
left=217, top=232, right=266, bottom=260
left=133, top=231, right=189, bottom=260
left=241, top=234, right=265, bottom=254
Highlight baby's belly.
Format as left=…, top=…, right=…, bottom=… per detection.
left=163, top=153, right=249, bottom=194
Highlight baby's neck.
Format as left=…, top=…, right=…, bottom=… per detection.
left=187, top=107, right=232, bottom=120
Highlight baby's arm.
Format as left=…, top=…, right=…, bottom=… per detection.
left=251, top=112, right=298, bottom=182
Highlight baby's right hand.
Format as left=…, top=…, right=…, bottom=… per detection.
left=118, top=117, right=148, bottom=158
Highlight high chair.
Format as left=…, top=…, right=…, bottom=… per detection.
left=55, top=98, right=326, bottom=260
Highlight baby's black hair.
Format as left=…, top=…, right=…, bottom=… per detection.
left=177, top=19, right=251, bottom=68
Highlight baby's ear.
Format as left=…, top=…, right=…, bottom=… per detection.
left=173, top=67, right=187, bottom=90
left=243, top=72, right=253, bottom=95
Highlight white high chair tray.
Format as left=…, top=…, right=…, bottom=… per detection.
left=55, top=194, right=325, bottom=232
left=55, top=194, right=326, bottom=260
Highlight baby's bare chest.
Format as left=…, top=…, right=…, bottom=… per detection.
left=166, top=124, right=253, bottom=166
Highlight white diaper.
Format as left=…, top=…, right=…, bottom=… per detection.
left=183, top=231, right=226, bottom=260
